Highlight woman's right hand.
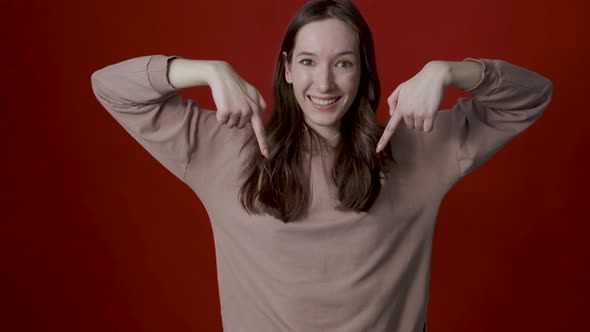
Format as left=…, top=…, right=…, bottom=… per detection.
left=208, top=61, right=269, bottom=158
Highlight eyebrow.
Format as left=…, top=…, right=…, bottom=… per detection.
left=295, top=51, right=356, bottom=57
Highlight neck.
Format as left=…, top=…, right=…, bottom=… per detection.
left=302, top=122, right=340, bottom=141
left=302, top=123, right=341, bottom=151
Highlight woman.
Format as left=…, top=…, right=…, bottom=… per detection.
left=91, top=0, right=552, bottom=331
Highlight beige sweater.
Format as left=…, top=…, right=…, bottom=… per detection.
left=91, top=55, right=552, bottom=332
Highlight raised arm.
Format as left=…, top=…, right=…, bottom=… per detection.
left=90, top=55, right=268, bottom=185
left=384, top=57, right=553, bottom=186
left=91, top=55, right=199, bottom=182
left=169, top=58, right=268, bottom=154
left=445, top=58, right=553, bottom=179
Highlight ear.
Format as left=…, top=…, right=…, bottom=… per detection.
left=283, top=52, right=293, bottom=84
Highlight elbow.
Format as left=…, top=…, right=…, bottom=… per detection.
left=90, top=70, right=103, bottom=90
left=533, top=78, right=553, bottom=120
left=90, top=71, right=103, bottom=102
left=90, top=69, right=115, bottom=108
left=541, top=77, right=553, bottom=109
left=90, top=70, right=102, bottom=94
left=542, top=76, right=553, bottom=100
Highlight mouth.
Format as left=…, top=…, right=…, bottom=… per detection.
left=308, top=95, right=341, bottom=109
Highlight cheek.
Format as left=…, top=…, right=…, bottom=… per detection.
left=292, top=72, right=312, bottom=94
left=337, top=74, right=361, bottom=95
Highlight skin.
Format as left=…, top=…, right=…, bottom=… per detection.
left=167, top=19, right=484, bottom=158
left=168, top=59, right=269, bottom=158
left=284, top=18, right=361, bottom=142
left=376, top=60, right=484, bottom=152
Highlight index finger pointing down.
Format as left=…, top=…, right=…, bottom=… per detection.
left=376, top=111, right=402, bottom=153
left=250, top=110, right=268, bottom=159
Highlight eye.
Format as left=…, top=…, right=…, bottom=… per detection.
left=336, top=60, right=353, bottom=68
left=299, top=59, right=314, bottom=66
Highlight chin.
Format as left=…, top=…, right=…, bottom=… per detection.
left=304, top=113, right=339, bottom=125
left=305, top=119, right=343, bottom=134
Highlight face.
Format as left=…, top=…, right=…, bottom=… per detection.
left=285, top=18, right=361, bottom=140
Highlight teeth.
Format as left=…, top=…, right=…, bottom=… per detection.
left=310, top=97, right=337, bottom=105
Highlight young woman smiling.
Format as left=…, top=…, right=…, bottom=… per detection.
left=91, top=0, right=552, bottom=331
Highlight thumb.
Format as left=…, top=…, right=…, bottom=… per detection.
left=387, top=86, right=400, bottom=116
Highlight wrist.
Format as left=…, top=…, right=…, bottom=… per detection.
left=207, top=60, right=231, bottom=88
left=424, top=60, right=453, bottom=88
left=446, top=60, right=484, bottom=91
left=168, top=58, right=216, bottom=89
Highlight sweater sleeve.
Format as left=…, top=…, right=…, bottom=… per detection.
left=388, top=58, right=553, bottom=188
left=90, top=55, right=200, bottom=183
left=448, top=58, right=553, bottom=179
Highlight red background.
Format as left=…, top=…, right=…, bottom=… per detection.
left=2, top=0, right=588, bottom=331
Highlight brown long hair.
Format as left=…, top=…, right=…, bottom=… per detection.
left=239, top=0, right=395, bottom=223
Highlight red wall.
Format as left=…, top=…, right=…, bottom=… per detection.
left=2, top=0, right=588, bottom=331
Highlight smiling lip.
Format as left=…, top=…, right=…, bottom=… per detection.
left=308, top=95, right=340, bottom=110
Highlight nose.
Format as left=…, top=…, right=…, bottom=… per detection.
left=316, top=64, right=335, bottom=93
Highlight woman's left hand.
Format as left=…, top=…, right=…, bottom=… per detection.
left=376, top=61, right=450, bottom=153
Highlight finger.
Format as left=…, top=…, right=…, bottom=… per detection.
left=243, top=96, right=262, bottom=129
left=237, top=112, right=249, bottom=129
left=376, top=111, right=402, bottom=153
left=247, top=92, right=267, bottom=129
left=387, top=86, right=400, bottom=112
left=250, top=108, right=269, bottom=159
left=259, top=93, right=267, bottom=113
left=217, top=112, right=229, bottom=125
left=245, top=85, right=264, bottom=111
left=227, top=114, right=241, bottom=129
left=404, top=115, right=414, bottom=129
left=423, top=118, right=432, bottom=132
left=414, top=116, right=423, bottom=131
left=423, top=112, right=437, bottom=133
left=237, top=104, right=254, bottom=129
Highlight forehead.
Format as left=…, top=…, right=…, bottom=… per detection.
left=293, top=18, right=358, bottom=55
